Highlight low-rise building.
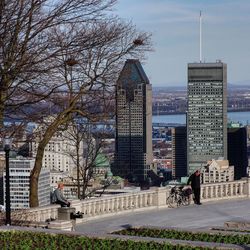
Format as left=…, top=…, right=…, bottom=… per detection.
left=201, top=159, right=234, bottom=183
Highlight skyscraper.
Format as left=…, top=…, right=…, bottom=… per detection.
left=228, top=127, right=248, bottom=180
left=3, top=157, right=50, bottom=209
left=172, top=126, right=187, bottom=179
left=112, top=59, right=153, bottom=182
left=187, top=62, right=227, bottom=174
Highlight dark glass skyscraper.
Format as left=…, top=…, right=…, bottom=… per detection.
left=228, top=127, right=248, bottom=180
left=187, top=62, right=227, bottom=174
left=172, top=126, right=187, bottom=179
left=112, top=59, right=153, bottom=182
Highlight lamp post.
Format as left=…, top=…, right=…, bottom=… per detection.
left=65, top=58, right=80, bottom=198
left=3, top=138, right=12, bottom=225
left=159, top=172, right=164, bottom=187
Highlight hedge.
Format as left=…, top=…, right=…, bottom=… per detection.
left=114, top=227, right=250, bottom=245
left=0, top=230, right=213, bottom=250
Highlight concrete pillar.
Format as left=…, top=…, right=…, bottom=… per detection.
left=47, top=220, right=74, bottom=231
left=247, top=177, right=250, bottom=197
left=70, top=200, right=82, bottom=213
left=154, top=187, right=168, bottom=207
left=242, top=177, right=250, bottom=197
left=58, top=207, right=76, bottom=221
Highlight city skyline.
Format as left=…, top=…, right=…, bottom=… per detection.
left=115, top=0, right=250, bottom=87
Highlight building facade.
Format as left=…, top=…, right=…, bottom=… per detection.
left=187, top=62, right=227, bottom=174
left=112, top=59, right=153, bottom=182
left=246, top=125, right=250, bottom=168
left=172, top=126, right=187, bottom=179
left=3, top=157, right=50, bottom=209
left=228, top=127, right=248, bottom=180
left=32, top=121, right=95, bottom=182
left=32, top=127, right=79, bottom=173
left=201, top=159, right=234, bottom=183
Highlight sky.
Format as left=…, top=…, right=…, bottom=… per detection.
left=114, top=0, right=250, bottom=87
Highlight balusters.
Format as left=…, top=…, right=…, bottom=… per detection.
left=133, top=194, right=137, bottom=208
left=239, top=182, right=244, bottom=196
left=230, top=184, right=234, bottom=196
left=224, top=184, right=228, bottom=196
left=214, top=185, right=218, bottom=198
left=148, top=193, right=153, bottom=206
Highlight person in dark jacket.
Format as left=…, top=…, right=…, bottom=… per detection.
left=187, top=169, right=202, bottom=205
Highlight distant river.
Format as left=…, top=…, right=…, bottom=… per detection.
left=153, top=111, right=250, bottom=125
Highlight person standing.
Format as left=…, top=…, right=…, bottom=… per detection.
left=187, top=169, right=202, bottom=205
left=54, top=183, right=70, bottom=207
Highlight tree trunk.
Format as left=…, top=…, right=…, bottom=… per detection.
left=29, top=113, right=71, bottom=207
left=29, top=143, right=45, bottom=207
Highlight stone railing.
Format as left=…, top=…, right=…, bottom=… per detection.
left=201, top=179, right=248, bottom=201
left=78, top=189, right=157, bottom=219
left=10, top=204, right=60, bottom=223
left=16, top=178, right=250, bottom=223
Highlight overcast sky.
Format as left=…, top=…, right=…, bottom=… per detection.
left=115, top=0, right=250, bottom=87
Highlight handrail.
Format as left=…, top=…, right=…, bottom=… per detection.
left=13, top=178, right=250, bottom=223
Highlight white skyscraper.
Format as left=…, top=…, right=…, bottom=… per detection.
left=3, top=157, right=50, bottom=209
left=187, top=62, right=227, bottom=174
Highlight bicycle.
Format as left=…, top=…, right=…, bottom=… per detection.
left=166, top=186, right=191, bottom=208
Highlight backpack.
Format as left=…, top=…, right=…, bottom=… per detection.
left=50, top=190, right=57, bottom=204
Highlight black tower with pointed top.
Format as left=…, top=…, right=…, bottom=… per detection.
left=112, top=59, right=153, bottom=182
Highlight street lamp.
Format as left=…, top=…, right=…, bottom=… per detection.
left=65, top=58, right=80, bottom=198
left=159, top=172, right=164, bottom=187
left=3, top=138, right=12, bottom=226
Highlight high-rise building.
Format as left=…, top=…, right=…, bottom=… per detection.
left=187, top=62, right=227, bottom=174
left=32, top=124, right=80, bottom=173
left=32, top=120, right=95, bottom=180
left=112, top=59, right=153, bottom=182
left=172, top=126, right=187, bottom=179
left=228, top=127, right=248, bottom=180
left=3, top=157, right=50, bottom=209
left=246, top=125, right=250, bottom=168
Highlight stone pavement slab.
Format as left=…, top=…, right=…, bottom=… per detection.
left=75, top=198, right=250, bottom=235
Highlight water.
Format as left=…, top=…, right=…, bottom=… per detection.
left=153, top=111, right=250, bottom=125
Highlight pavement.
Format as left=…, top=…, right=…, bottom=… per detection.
left=75, top=198, right=250, bottom=235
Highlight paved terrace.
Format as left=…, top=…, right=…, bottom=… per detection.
left=75, top=198, right=250, bottom=235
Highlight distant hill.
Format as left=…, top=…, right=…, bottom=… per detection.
left=153, top=86, right=186, bottom=92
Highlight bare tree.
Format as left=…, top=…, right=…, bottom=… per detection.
left=0, top=0, right=117, bottom=127
left=65, top=118, right=114, bottom=199
left=29, top=16, right=151, bottom=206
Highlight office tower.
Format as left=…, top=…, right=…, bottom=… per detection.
left=228, top=127, right=248, bottom=180
left=3, top=157, right=50, bottom=209
left=112, top=59, right=153, bottom=182
left=187, top=62, right=227, bottom=174
left=247, top=126, right=250, bottom=167
left=172, top=126, right=187, bottom=179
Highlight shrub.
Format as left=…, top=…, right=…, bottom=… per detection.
left=0, top=230, right=213, bottom=250
left=114, top=227, right=250, bottom=245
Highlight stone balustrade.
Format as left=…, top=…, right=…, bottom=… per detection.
left=17, top=178, right=250, bottom=223
left=78, top=189, right=156, bottom=219
left=201, top=179, right=248, bottom=201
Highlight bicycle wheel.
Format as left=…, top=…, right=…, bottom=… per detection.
left=181, top=195, right=190, bottom=206
left=166, top=195, right=175, bottom=208
left=176, top=194, right=183, bottom=207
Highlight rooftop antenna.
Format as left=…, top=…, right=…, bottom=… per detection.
left=199, top=11, right=202, bottom=63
